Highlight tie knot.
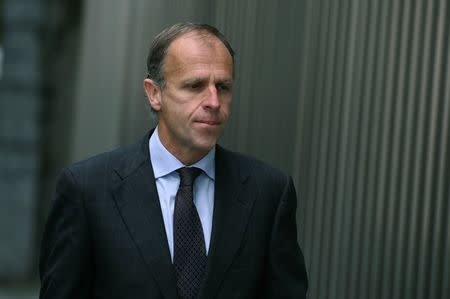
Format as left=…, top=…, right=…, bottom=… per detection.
left=177, top=167, right=202, bottom=187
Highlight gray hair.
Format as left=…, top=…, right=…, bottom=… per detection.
left=146, top=22, right=235, bottom=88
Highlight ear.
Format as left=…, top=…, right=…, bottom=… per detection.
left=143, top=78, right=162, bottom=111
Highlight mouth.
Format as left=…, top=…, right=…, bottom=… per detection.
left=195, top=120, right=221, bottom=126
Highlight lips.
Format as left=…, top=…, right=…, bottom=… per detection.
left=195, top=120, right=221, bottom=126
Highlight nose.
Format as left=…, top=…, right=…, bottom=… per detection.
left=203, top=85, right=220, bottom=110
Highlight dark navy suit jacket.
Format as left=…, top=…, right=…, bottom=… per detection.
left=39, top=131, right=308, bottom=298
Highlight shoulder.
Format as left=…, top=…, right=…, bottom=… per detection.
left=217, top=145, right=289, bottom=187
left=63, top=136, right=147, bottom=182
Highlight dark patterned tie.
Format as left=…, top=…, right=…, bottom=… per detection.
left=173, top=167, right=207, bottom=299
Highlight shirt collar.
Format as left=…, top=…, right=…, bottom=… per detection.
left=149, top=127, right=215, bottom=180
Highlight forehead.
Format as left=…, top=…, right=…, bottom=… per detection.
left=168, top=31, right=230, bottom=57
left=163, top=32, right=233, bottom=77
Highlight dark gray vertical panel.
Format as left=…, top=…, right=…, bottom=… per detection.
left=407, top=0, right=436, bottom=297
left=416, top=1, right=447, bottom=298
left=392, top=0, right=421, bottom=297
left=427, top=3, right=450, bottom=297
left=291, top=0, right=449, bottom=298
left=370, top=0, right=400, bottom=296
left=118, top=0, right=159, bottom=145
left=71, top=0, right=136, bottom=160
left=291, top=2, right=324, bottom=298
left=435, top=6, right=450, bottom=298
left=413, top=0, right=439, bottom=296
left=379, top=0, right=406, bottom=296
left=163, top=0, right=212, bottom=24
left=292, top=0, right=319, bottom=243
left=214, top=0, right=259, bottom=153
left=333, top=0, right=367, bottom=297
left=322, top=0, right=352, bottom=295
left=365, top=0, right=394, bottom=296
left=215, top=0, right=304, bottom=172
left=357, top=0, right=386, bottom=294
left=303, top=1, right=332, bottom=296
left=347, top=0, right=379, bottom=296
left=402, top=0, right=427, bottom=297
left=343, top=0, right=375, bottom=297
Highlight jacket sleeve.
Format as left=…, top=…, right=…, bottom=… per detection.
left=39, top=167, right=93, bottom=299
left=267, top=175, right=308, bottom=298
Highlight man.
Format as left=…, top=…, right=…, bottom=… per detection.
left=39, top=23, right=308, bottom=299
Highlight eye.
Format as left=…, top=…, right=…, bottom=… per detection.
left=184, top=81, right=205, bottom=91
left=216, top=83, right=232, bottom=92
left=190, top=82, right=203, bottom=89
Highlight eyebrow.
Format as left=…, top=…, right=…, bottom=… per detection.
left=181, top=77, right=233, bottom=85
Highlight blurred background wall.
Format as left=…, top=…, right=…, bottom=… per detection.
left=0, top=0, right=449, bottom=298
left=0, top=0, right=45, bottom=286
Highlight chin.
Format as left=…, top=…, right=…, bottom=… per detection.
left=193, top=128, right=222, bottom=145
left=195, top=141, right=217, bottom=152
left=192, top=136, right=219, bottom=153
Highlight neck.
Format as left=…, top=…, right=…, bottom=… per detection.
left=156, top=128, right=210, bottom=166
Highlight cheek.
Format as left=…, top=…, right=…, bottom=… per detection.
left=162, top=95, right=187, bottom=117
left=221, top=100, right=232, bottom=116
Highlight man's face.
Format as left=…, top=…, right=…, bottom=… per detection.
left=145, top=32, right=233, bottom=164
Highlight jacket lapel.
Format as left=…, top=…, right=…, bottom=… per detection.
left=112, top=133, right=178, bottom=299
left=199, top=146, right=254, bottom=299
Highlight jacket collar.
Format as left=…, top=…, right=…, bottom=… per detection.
left=112, top=130, right=255, bottom=299
left=198, top=145, right=254, bottom=299
left=112, top=130, right=178, bottom=299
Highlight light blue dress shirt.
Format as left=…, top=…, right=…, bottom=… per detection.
left=149, top=128, right=215, bottom=261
